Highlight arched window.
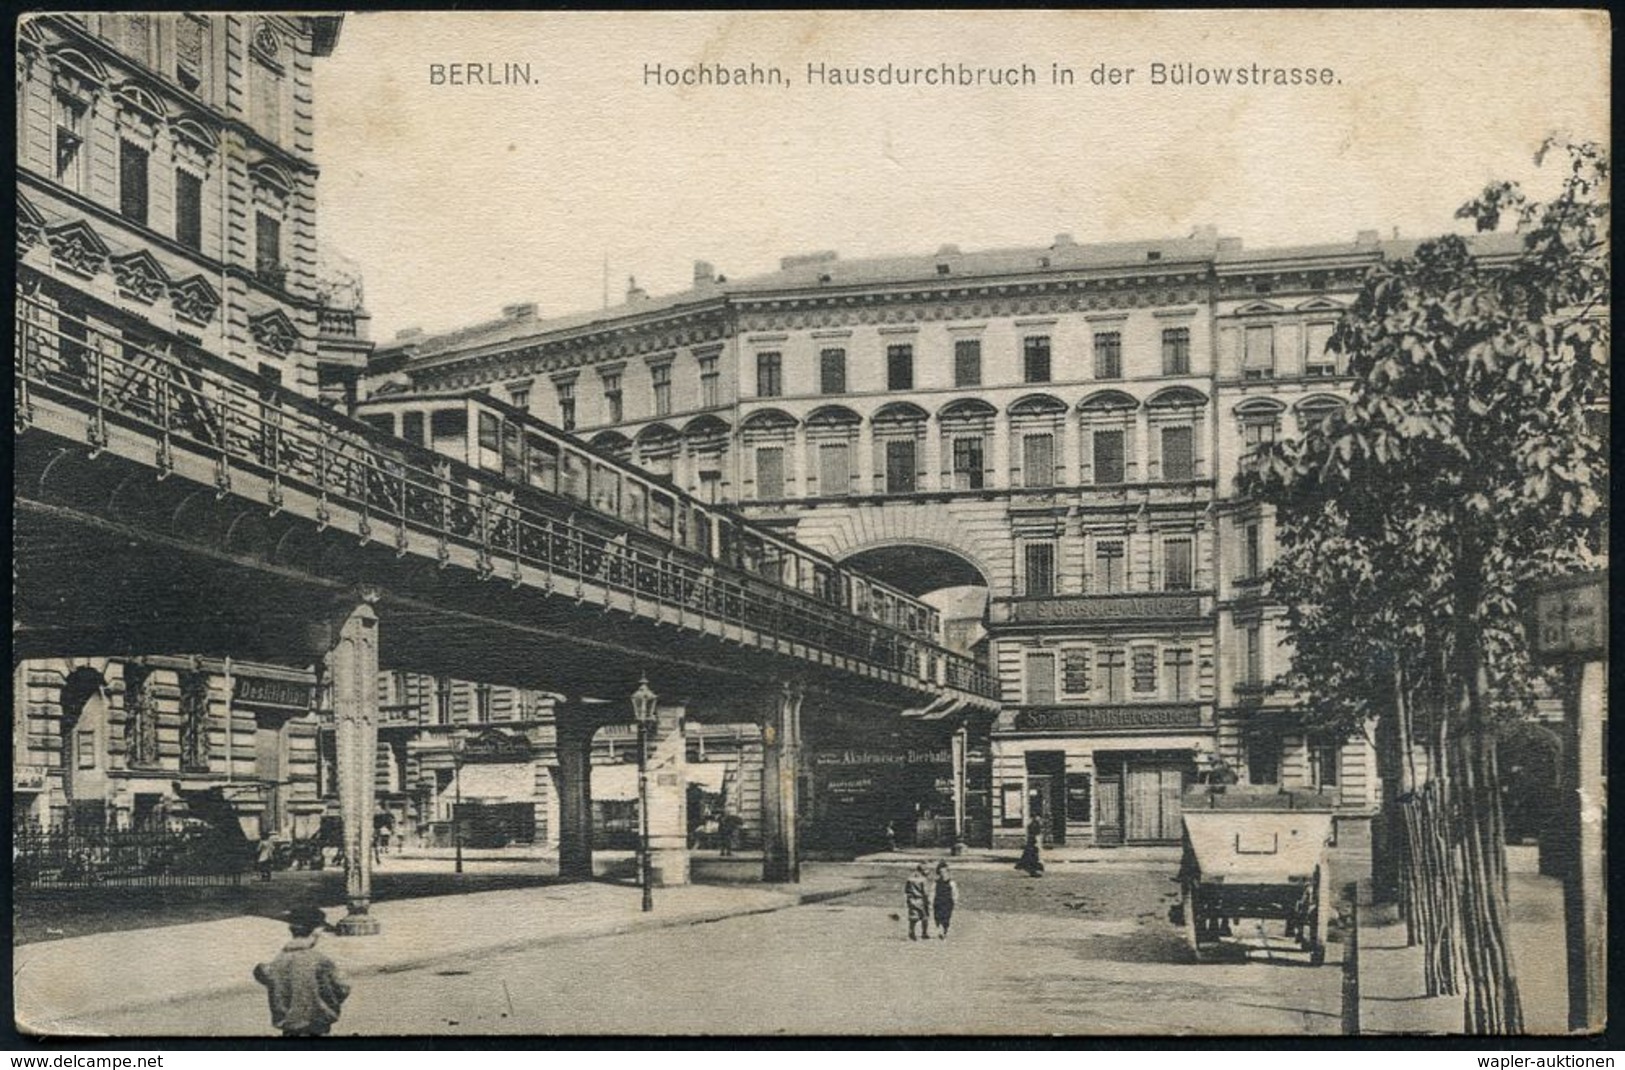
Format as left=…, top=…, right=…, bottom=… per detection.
left=740, top=409, right=798, bottom=500
left=805, top=406, right=860, bottom=498
left=872, top=402, right=928, bottom=495
left=938, top=398, right=997, bottom=491
left=1146, top=387, right=1208, bottom=482
left=1078, top=390, right=1141, bottom=485
left=1008, top=394, right=1067, bottom=489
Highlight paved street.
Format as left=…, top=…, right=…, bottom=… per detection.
left=75, top=861, right=1344, bottom=1037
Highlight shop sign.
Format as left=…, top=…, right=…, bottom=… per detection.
left=1529, top=574, right=1606, bottom=659
left=460, top=729, right=533, bottom=764
left=1012, top=704, right=1205, bottom=732
left=812, top=748, right=950, bottom=767
left=234, top=675, right=314, bottom=711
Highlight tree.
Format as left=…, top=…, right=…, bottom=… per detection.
left=1242, top=140, right=1608, bottom=1033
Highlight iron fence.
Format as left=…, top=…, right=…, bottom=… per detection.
left=13, top=824, right=247, bottom=889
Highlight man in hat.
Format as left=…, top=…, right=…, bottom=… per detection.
left=253, top=903, right=351, bottom=1037
left=903, top=862, right=932, bottom=941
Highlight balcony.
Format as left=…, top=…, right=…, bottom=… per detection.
left=989, top=590, right=1212, bottom=627
left=1006, top=703, right=1210, bottom=733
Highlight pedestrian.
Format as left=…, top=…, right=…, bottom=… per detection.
left=932, top=861, right=959, bottom=939
left=904, top=862, right=932, bottom=941
left=1016, top=817, right=1045, bottom=877
left=253, top=904, right=350, bottom=1038
left=256, top=831, right=276, bottom=882
left=885, top=821, right=898, bottom=853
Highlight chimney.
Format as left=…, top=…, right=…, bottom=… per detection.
left=693, top=260, right=717, bottom=290
left=1189, top=224, right=1219, bottom=243
left=395, top=327, right=423, bottom=341
left=780, top=250, right=839, bottom=272
left=501, top=302, right=538, bottom=321
left=1355, top=229, right=1380, bottom=247
left=1216, top=236, right=1243, bottom=256
left=1052, top=233, right=1076, bottom=248
left=626, top=276, right=647, bottom=302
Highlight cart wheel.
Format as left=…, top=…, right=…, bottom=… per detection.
left=1182, top=879, right=1205, bottom=962
left=1307, top=865, right=1330, bottom=967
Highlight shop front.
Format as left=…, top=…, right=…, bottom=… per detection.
left=992, top=703, right=1213, bottom=847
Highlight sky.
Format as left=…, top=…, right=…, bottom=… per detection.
left=310, top=11, right=1609, bottom=342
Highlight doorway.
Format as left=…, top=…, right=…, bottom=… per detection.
left=1094, top=753, right=1190, bottom=845
left=1025, top=751, right=1067, bottom=846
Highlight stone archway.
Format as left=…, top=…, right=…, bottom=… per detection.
left=58, top=664, right=111, bottom=823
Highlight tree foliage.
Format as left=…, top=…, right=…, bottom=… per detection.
left=1240, top=139, right=1608, bottom=1032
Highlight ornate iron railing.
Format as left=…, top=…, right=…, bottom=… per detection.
left=15, top=288, right=999, bottom=700
left=13, top=823, right=246, bottom=888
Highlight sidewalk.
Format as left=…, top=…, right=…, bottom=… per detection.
left=1356, top=853, right=1570, bottom=1035
left=14, top=864, right=873, bottom=1037
left=854, top=844, right=1182, bottom=867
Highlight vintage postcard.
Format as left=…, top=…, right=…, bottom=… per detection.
left=11, top=10, right=1609, bottom=1042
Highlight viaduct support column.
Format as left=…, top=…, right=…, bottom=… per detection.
left=759, top=681, right=805, bottom=884
left=328, top=598, right=381, bottom=936
left=555, top=714, right=598, bottom=882
left=951, top=722, right=969, bottom=856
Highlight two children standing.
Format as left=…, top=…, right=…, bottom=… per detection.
left=903, top=861, right=959, bottom=940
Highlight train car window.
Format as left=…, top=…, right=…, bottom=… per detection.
left=430, top=408, right=467, bottom=450
left=501, top=421, right=524, bottom=483
left=401, top=410, right=425, bottom=446
left=623, top=478, right=647, bottom=528
left=591, top=462, right=621, bottom=515
left=559, top=449, right=589, bottom=501
left=693, top=511, right=712, bottom=557
left=854, top=580, right=870, bottom=617
left=738, top=532, right=763, bottom=575
left=650, top=492, right=675, bottom=540
left=476, top=411, right=502, bottom=470
left=527, top=434, right=558, bottom=493
left=358, top=413, right=394, bottom=435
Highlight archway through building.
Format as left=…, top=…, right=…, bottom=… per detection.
left=798, top=543, right=994, bottom=856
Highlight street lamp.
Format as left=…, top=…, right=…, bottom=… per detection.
left=452, top=740, right=464, bottom=875
left=630, top=674, right=658, bottom=912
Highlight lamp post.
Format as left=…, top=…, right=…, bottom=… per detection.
left=630, top=674, right=658, bottom=912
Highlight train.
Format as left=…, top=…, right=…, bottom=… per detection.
left=351, top=389, right=944, bottom=644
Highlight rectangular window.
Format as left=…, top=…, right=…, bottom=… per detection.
left=174, top=15, right=207, bottom=94
left=1164, top=647, right=1195, bottom=700
left=1132, top=647, right=1158, bottom=694
left=1093, top=429, right=1125, bottom=485
left=819, top=348, right=846, bottom=395
left=401, top=411, right=425, bottom=445
left=887, top=344, right=914, bottom=390
left=1244, top=325, right=1275, bottom=379
left=651, top=363, right=672, bottom=416
left=1023, top=336, right=1052, bottom=383
left=434, top=677, right=452, bottom=725
left=1161, top=425, right=1194, bottom=481
left=477, top=410, right=501, bottom=452
left=819, top=443, right=849, bottom=497
left=755, top=447, right=785, bottom=500
left=1022, top=433, right=1054, bottom=489
left=1162, top=326, right=1191, bottom=375
left=756, top=352, right=782, bottom=398
left=1097, top=648, right=1126, bottom=702
left=1243, top=522, right=1261, bottom=580
left=1094, top=540, right=1126, bottom=594
left=508, top=388, right=530, bottom=412
left=1093, top=332, right=1122, bottom=379
left=603, top=373, right=623, bottom=424
left=175, top=170, right=203, bottom=250
left=474, top=684, right=492, bottom=724
left=952, top=436, right=985, bottom=490
left=255, top=212, right=282, bottom=281
left=1311, top=740, right=1341, bottom=787
left=884, top=438, right=917, bottom=494
left=954, top=338, right=982, bottom=387
left=1242, top=420, right=1276, bottom=456
left=119, top=141, right=149, bottom=226
left=1244, top=624, right=1262, bottom=686
left=698, top=356, right=719, bottom=408
left=1025, top=652, right=1056, bottom=705
left=429, top=407, right=466, bottom=442
left=1061, top=649, right=1091, bottom=695
left=1248, top=734, right=1281, bottom=786
left=1023, top=542, right=1055, bottom=597
left=556, top=381, right=576, bottom=431
left=253, top=61, right=282, bottom=141
left=1164, top=537, right=1194, bottom=591
left=1305, top=322, right=1337, bottom=376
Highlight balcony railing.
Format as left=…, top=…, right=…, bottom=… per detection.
left=14, top=287, right=999, bottom=702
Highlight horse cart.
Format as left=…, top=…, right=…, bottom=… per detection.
left=1174, top=789, right=1337, bottom=965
